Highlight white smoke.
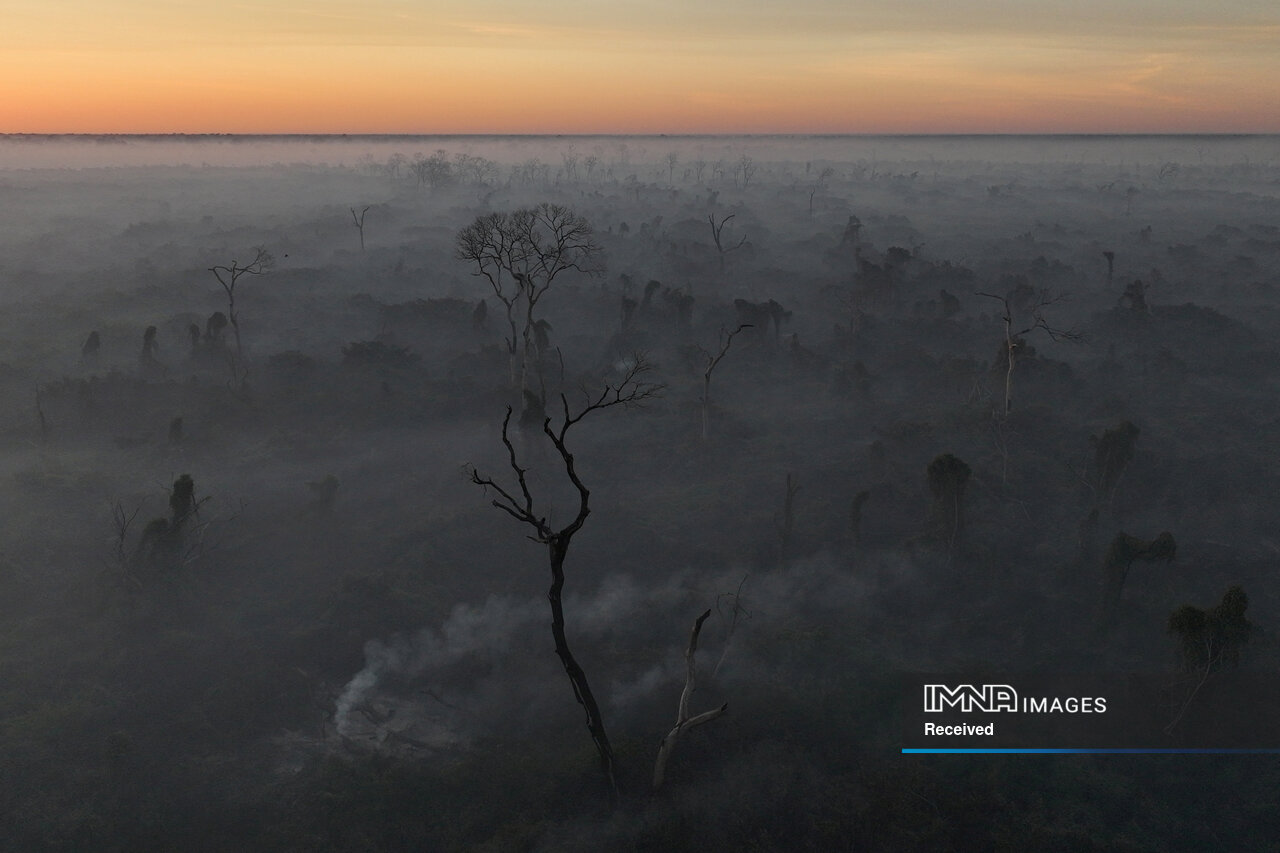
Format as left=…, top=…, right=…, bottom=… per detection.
left=333, top=639, right=405, bottom=737
left=332, top=595, right=543, bottom=737
left=609, top=662, right=679, bottom=712
left=332, top=554, right=879, bottom=743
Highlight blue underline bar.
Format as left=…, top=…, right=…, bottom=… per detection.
left=902, top=748, right=1280, bottom=754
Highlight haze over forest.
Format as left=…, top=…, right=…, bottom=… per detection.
left=2, top=133, right=1280, bottom=850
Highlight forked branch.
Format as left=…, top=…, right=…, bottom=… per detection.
left=653, top=608, right=728, bottom=790
left=708, top=214, right=748, bottom=272
left=699, top=324, right=751, bottom=441
left=467, top=354, right=663, bottom=798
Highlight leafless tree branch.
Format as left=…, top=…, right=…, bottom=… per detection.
left=654, top=608, right=728, bottom=789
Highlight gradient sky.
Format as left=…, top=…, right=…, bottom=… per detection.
left=3, top=0, right=1278, bottom=133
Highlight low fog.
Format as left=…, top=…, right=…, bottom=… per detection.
left=2, top=134, right=1280, bottom=851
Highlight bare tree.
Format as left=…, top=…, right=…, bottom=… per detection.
left=712, top=574, right=749, bottom=679
left=97, top=499, right=145, bottom=609
left=809, top=166, right=834, bottom=215
left=664, top=152, right=679, bottom=185
left=456, top=205, right=603, bottom=400
left=777, top=472, right=801, bottom=563
left=976, top=287, right=1081, bottom=417
left=131, top=474, right=215, bottom=579
left=350, top=206, right=369, bottom=251
left=708, top=214, right=747, bottom=274
left=469, top=359, right=662, bottom=795
left=561, top=147, right=579, bottom=182
left=653, top=609, right=727, bottom=790
left=698, top=324, right=751, bottom=441
left=735, top=155, right=756, bottom=189
left=208, top=246, right=274, bottom=387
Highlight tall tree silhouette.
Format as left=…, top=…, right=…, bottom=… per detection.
left=469, top=358, right=661, bottom=797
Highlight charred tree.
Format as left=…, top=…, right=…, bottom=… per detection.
left=134, top=474, right=209, bottom=577
left=698, top=324, right=751, bottom=442
left=208, top=246, right=274, bottom=388
left=469, top=358, right=661, bottom=797
left=1091, top=420, right=1140, bottom=508
left=1119, top=279, right=1149, bottom=312
left=456, top=204, right=602, bottom=405
left=708, top=214, right=747, bottom=274
left=81, top=330, right=101, bottom=365
left=1100, top=531, right=1176, bottom=625
left=139, top=325, right=161, bottom=376
left=350, top=206, right=370, bottom=251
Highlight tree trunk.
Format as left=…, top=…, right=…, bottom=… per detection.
left=547, top=537, right=617, bottom=795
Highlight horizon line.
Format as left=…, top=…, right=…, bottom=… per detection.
left=3, top=131, right=1279, bottom=140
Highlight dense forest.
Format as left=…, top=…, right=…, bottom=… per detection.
left=2, top=135, right=1280, bottom=850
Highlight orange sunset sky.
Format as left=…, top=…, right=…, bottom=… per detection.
left=3, top=0, right=1278, bottom=134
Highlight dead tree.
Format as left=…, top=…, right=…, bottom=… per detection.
left=205, top=311, right=228, bottom=343
left=708, top=214, right=747, bottom=274
left=808, top=166, right=834, bottom=215
left=456, top=204, right=602, bottom=401
left=1091, top=420, right=1140, bottom=508
left=81, top=331, right=101, bottom=365
left=351, top=206, right=370, bottom=251
left=664, top=151, right=679, bottom=185
left=977, top=287, right=1081, bottom=416
left=698, top=324, right=751, bottom=441
left=839, top=215, right=862, bottom=247
left=469, top=358, right=662, bottom=796
left=133, top=474, right=212, bottom=577
left=1119, top=279, right=1148, bottom=312
left=653, top=609, right=728, bottom=790
left=140, top=325, right=160, bottom=371
left=208, top=246, right=274, bottom=387
left=712, top=575, right=749, bottom=680
left=1100, top=531, right=1176, bottom=625
left=97, top=499, right=145, bottom=608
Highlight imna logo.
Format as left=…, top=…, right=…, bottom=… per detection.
left=924, top=684, right=1018, bottom=713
